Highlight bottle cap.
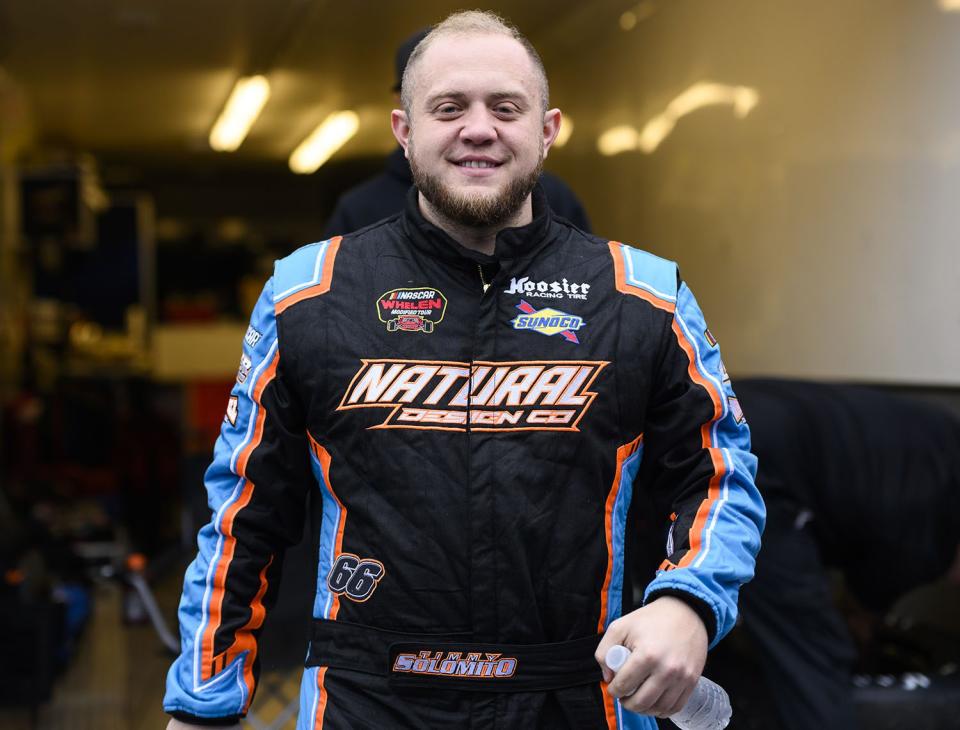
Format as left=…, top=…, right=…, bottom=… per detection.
left=605, top=644, right=631, bottom=672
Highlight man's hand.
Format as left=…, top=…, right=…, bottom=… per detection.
left=166, top=719, right=241, bottom=730
left=595, top=595, right=708, bottom=717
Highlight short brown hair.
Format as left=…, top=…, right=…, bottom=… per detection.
left=400, top=10, right=549, bottom=114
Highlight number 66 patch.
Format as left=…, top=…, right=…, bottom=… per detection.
left=326, top=553, right=385, bottom=602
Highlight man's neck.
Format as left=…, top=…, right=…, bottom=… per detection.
left=418, top=193, right=532, bottom=256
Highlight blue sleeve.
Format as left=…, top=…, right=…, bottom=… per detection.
left=640, top=280, right=765, bottom=647
left=164, top=275, right=311, bottom=722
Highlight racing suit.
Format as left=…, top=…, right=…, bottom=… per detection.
left=164, top=186, right=764, bottom=729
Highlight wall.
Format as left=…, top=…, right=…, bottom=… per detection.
left=541, top=0, right=960, bottom=384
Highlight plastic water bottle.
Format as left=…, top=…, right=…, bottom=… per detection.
left=605, top=645, right=732, bottom=729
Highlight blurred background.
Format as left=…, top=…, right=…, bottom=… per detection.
left=1, top=0, right=959, bottom=728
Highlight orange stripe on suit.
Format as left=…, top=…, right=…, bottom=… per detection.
left=608, top=241, right=676, bottom=313
left=668, top=318, right=726, bottom=569
left=307, top=435, right=347, bottom=726
left=275, top=237, right=342, bottom=315
left=598, top=433, right=644, bottom=729
left=200, top=351, right=279, bottom=681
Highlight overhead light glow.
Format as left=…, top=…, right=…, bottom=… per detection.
left=553, top=116, right=574, bottom=148
left=620, top=11, right=638, bottom=30
left=637, top=82, right=759, bottom=153
left=209, top=75, right=270, bottom=152
left=938, top=0, right=960, bottom=11
left=598, top=125, right=640, bottom=156
left=289, top=111, right=360, bottom=174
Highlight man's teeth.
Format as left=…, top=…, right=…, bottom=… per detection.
left=459, top=160, right=498, bottom=168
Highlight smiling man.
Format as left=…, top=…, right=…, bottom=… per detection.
left=165, top=11, right=763, bottom=730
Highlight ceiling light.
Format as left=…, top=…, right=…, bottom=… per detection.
left=597, top=125, right=640, bottom=156
left=638, top=82, right=760, bottom=153
left=209, top=75, right=270, bottom=152
left=620, top=11, right=637, bottom=30
left=554, top=116, right=574, bottom=148
left=938, top=0, right=960, bottom=11
left=289, top=111, right=359, bottom=174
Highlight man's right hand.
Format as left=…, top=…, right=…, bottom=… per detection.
left=166, top=719, right=241, bottom=730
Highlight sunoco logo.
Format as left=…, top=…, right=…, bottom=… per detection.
left=503, top=276, right=590, bottom=301
left=337, top=358, right=608, bottom=431
left=511, top=300, right=585, bottom=344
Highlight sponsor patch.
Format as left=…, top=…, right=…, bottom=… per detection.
left=236, top=354, right=252, bottom=384
left=511, top=300, right=584, bottom=344
left=225, top=395, right=239, bottom=426
left=720, top=361, right=731, bottom=384
left=704, top=328, right=718, bottom=347
left=338, top=358, right=609, bottom=432
left=326, top=553, right=385, bottom=603
left=728, top=395, right=745, bottom=424
left=244, top=325, right=262, bottom=347
left=392, top=650, right=518, bottom=679
left=503, top=276, right=590, bottom=301
left=377, top=287, right=447, bottom=334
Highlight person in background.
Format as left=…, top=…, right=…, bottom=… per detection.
left=726, top=379, right=960, bottom=730
left=321, top=27, right=592, bottom=238
left=165, top=11, right=762, bottom=728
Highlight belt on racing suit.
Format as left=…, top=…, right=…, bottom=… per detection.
left=307, top=619, right=605, bottom=692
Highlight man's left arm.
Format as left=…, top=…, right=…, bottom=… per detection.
left=597, top=277, right=765, bottom=717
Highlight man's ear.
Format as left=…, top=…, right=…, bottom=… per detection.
left=391, top=110, right=411, bottom=158
left=541, top=108, right=562, bottom=159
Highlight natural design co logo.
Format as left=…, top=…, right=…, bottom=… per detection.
left=511, top=300, right=584, bottom=344
left=377, top=287, right=447, bottom=334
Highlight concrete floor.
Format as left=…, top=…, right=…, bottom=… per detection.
left=0, top=574, right=300, bottom=730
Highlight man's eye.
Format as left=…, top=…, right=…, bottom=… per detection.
left=436, top=105, right=459, bottom=114
left=494, top=105, right=518, bottom=115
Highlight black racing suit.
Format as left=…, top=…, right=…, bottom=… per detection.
left=165, top=187, right=764, bottom=729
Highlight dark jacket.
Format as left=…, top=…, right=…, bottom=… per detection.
left=165, top=187, right=763, bottom=728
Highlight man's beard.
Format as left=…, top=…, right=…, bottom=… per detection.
left=410, top=151, right=543, bottom=229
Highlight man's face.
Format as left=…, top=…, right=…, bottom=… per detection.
left=392, top=33, right=560, bottom=228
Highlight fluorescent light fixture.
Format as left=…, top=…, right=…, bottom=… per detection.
left=209, top=75, right=270, bottom=152
left=598, top=125, right=640, bottom=156
left=596, top=82, right=758, bottom=156
left=938, top=0, right=960, bottom=11
left=638, top=82, right=759, bottom=153
left=554, top=116, right=574, bottom=148
left=289, top=111, right=360, bottom=174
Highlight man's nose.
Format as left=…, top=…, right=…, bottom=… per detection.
left=458, top=105, right=497, bottom=144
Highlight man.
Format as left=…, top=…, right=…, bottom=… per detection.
left=321, top=27, right=592, bottom=239
left=715, top=379, right=960, bottom=730
left=165, top=11, right=764, bottom=729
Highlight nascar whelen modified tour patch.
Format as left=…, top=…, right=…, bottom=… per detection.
left=377, top=287, right=447, bottom=334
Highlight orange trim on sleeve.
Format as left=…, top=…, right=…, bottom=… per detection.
left=200, top=351, right=279, bottom=682
left=668, top=318, right=727, bottom=569
left=275, top=237, right=342, bottom=315
left=608, top=241, right=675, bottom=313
left=201, top=481, right=255, bottom=680
left=227, top=554, right=274, bottom=712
